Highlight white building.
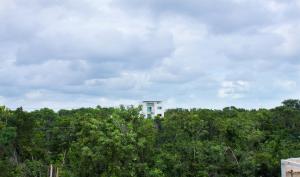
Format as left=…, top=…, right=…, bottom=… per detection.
left=141, top=101, right=164, bottom=118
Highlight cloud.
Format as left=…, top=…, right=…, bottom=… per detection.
left=275, top=80, right=297, bottom=91
left=218, top=80, right=250, bottom=99
left=114, top=0, right=283, bottom=33
left=0, top=0, right=300, bottom=109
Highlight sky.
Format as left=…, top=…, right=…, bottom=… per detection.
left=1, top=0, right=300, bottom=110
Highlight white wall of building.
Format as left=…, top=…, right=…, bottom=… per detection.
left=141, top=101, right=164, bottom=118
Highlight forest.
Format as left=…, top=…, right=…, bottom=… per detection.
left=1, top=99, right=300, bottom=177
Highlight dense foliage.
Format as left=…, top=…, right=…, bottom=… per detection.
left=1, top=100, right=300, bottom=177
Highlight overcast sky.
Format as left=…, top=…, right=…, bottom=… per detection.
left=1, top=0, right=300, bottom=110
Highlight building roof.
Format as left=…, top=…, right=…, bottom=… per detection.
left=142, top=100, right=162, bottom=103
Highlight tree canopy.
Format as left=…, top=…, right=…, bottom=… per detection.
left=0, top=100, right=299, bottom=177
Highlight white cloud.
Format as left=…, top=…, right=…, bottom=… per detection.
left=218, top=81, right=250, bottom=99
left=85, top=71, right=150, bottom=90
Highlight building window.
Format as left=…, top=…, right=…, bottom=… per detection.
left=147, top=114, right=152, bottom=118
left=147, top=103, right=154, bottom=106
left=157, top=106, right=162, bottom=110
left=147, top=106, right=152, bottom=113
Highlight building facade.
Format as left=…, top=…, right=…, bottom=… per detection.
left=142, top=101, right=164, bottom=118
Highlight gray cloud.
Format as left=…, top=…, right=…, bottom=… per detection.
left=114, top=0, right=283, bottom=33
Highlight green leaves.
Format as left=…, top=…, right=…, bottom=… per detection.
left=0, top=100, right=299, bottom=176
left=0, top=127, right=16, bottom=146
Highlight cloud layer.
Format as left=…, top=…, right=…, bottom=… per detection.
left=1, top=0, right=300, bottom=110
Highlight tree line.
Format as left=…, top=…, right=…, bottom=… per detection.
left=1, top=100, right=300, bottom=176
